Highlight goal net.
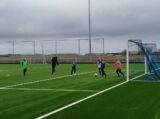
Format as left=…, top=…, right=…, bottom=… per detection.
left=127, top=39, right=160, bottom=81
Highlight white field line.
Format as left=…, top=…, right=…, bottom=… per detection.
left=0, top=71, right=96, bottom=89
left=129, top=73, right=146, bottom=81
left=0, top=67, right=127, bottom=72
left=129, top=69, right=160, bottom=83
left=36, top=73, right=145, bottom=119
left=0, top=66, right=50, bottom=72
left=36, top=81, right=128, bottom=119
left=0, top=87, right=98, bottom=93
left=131, top=80, right=160, bottom=82
left=130, top=67, right=160, bottom=82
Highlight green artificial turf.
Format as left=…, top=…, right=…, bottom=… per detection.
left=49, top=82, right=160, bottom=119
left=0, top=64, right=159, bottom=119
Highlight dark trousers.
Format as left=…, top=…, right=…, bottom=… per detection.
left=101, top=67, right=107, bottom=77
left=23, top=68, right=27, bottom=76
left=52, top=64, right=56, bottom=74
left=71, top=66, right=76, bottom=75
left=98, top=68, right=102, bottom=75
left=116, top=69, right=124, bottom=77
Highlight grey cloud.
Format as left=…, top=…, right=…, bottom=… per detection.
left=0, top=0, right=160, bottom=39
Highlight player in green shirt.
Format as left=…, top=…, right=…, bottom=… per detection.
left=21, top=58, right=29, bottom=76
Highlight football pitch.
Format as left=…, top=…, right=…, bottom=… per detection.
left=0, top=64, right=160, bottom=119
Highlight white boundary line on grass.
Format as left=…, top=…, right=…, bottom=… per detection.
left=0, top=87, right=98, bottom=93
left=36, top=73, right=145, bottom=119
left=0, top=71, right=96, bottom=89
left=36, top=81, right=128, bottom=119
left=0, top=66, right=50, bottom=72
left=130, top=73, right=146, bottom=81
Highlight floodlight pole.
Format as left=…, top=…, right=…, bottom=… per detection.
left=126, top=40, right=129, bottom=81
left=88, top=0, right=92, bottom=62
left=102, top=38, right=105, bottom=54
left=41, top=43, right=44, bottom=56
left=12, top=40, right=15, bottom=56
left=55, top=40, right=57, bottom=55
left=41, top=43, right=45, bottom=64
left=78, top=39, right=81, bottom=55
left=33, top=40, right=35, bottom=55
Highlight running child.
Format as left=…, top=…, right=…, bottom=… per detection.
left=115, top=58, right=124, bottom=77
left=71, top=61, right=77, bottom=75
left=97, top=57, right=102, bottom=76
left=21, top=58, right=29, bottom=76
left=51, top=56, right=59, bottom=74
left=101, top=58, right=107, bottom=78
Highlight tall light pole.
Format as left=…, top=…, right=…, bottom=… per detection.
left=102, top=38, right=105, bottom=54
left=33, top=40, right=35, bottom=55
left=55, top=40, right=57, bottom=55
left=41, top=42, right=45, bottom=64
left=13, top=40, right=15, bottom=56
left=78, top=39, right=81, bottom=55
left=88, top=0, right=92, bottom=62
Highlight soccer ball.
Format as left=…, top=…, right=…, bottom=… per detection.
left=94, top=73, right=98, bottom=77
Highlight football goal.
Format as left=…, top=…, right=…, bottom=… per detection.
left=127, top=39, right=160, bottom=82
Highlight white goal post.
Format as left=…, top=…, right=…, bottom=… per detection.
left=126, top=39, right=147, bottom=81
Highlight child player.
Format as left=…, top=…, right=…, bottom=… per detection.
left=97, top=57, right=102, bottom=76
left=115, top=58, right=124, bottom=77
left=51, top=56, right=59, bottom=74
left=21, top=58, right=29, bottom=76
left=101, top=58, right=107, bottom=78
left=71, top=60, right=77, bottom=75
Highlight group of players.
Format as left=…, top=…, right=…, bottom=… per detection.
left=51, top=56, right=77, bottom=75
left=21, top=56, right=75, bottom=76
left=97, top=57, right=124, bottom=78
left=21, top=56, right=124, bottom=78
left=97, top=57, right=107, bottom=77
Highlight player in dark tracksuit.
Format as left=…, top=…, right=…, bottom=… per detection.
left=101, top=60, right=107, bottom=78
left=51, top=56, right=59, bottom=74
left=71, top=61, right=77, bottom=75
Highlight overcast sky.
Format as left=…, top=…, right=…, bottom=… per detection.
left=0, top=0, right=160, bottom=54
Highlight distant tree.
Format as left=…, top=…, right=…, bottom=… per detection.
left=121, top=49, right=126, bottom=55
